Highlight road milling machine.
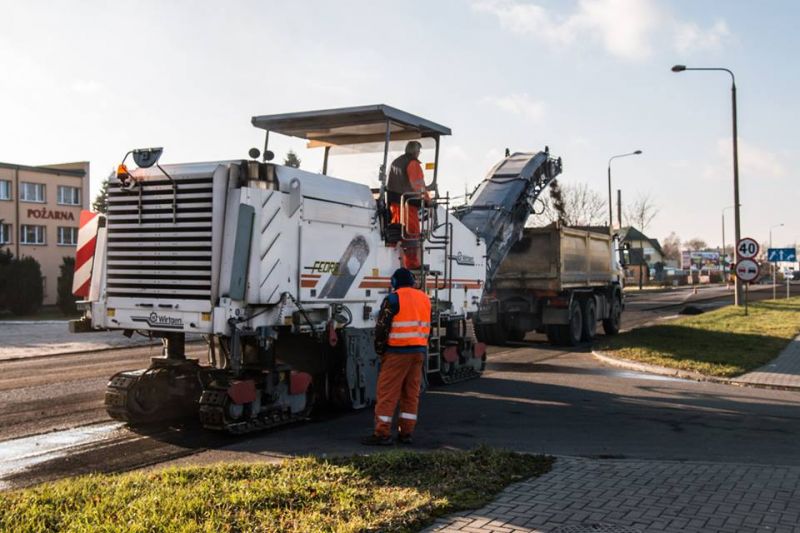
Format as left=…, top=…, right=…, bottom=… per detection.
left=71, top=105, right=562, bottom=433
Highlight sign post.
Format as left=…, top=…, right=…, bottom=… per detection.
left=735, top=238, right=760, bottom=316
left=767, top=248, right=797, bottom=300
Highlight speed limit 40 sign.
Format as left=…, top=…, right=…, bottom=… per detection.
left=737, top=237, right=759, bottom=259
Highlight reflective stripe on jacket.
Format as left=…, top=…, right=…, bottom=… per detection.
left=387, top=287, right=432, bottom=347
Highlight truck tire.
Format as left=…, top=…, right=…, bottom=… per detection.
left=475, top=324, right=492, bottom=344
left=545, top=325, right=562, bottom=345
left=581, top=298, right=597, bottom=342
left=491, top=323, right=509, bottom=346
left=558, top=301, right=583, bottom=347
left=506, top=327, right=526, bottom=343
left=602, top=294, right=622, bottom=335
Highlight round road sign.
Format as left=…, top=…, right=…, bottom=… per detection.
left=737, top=237, right=759, bottom=259
left=735, top=258, right=760, bottom=282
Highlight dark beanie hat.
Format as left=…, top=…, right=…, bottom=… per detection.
left=391, top=268, right=415, bottom=289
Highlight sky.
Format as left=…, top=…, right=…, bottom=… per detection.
left=1, top=0, right=797, bottom=249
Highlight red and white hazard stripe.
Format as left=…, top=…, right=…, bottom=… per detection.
left=72, top=210, right=102, bottom=298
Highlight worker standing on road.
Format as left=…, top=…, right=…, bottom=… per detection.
left=362, top=268, right=431, bottom=445
left=387, top=141, right=431, bottom=269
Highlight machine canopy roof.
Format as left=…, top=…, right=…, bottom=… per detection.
left=251, top=104, right=451, bottom=148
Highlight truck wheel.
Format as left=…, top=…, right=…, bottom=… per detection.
left=475, top=324, right=491, bottom=344
left=545, top=325, right=562, bottom=345
left=507, top=327, right=526, bottom=342
left=559, top=301, right=583, bottom=347
left=581, top=298, right=597, bottom=342
left=602, top=295, right=622, bottom=335
left=491, top=323, right=509, bottom=346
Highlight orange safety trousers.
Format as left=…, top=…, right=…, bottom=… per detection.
left=389, top=202, right=421, bottom=269
left=373, top=352, right=424, bottom=438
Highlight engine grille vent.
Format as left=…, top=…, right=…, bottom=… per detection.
left=106, top=175, right=214, bottom=302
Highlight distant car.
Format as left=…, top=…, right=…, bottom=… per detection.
left=793, top=271, right=800, bottom=281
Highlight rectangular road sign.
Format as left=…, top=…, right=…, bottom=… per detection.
left=767, top=248, right=797, bottom=262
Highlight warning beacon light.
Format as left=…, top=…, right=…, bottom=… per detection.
left=116, top=147, right=164, bottom=188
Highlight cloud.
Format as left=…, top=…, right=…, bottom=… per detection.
left=473, top=0, right=732, bottom=60
left=484, top=93, right=546, bottom=121
left=702, top=138, right=786, bottom=182
left=473, top=0, right=659, bottom=60
left=722, top=138, right=786, bottom=179
left=70, top=80, right=104, bottom=95
left=674, top=20, right=731, bottom=53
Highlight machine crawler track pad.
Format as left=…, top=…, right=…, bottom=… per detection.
left=105, top=365, right=200, bottom=425
left=433, top=347, right=487, bottom=385
left=198, top=381, right=313, bottom=434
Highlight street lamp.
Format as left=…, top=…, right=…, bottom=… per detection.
left=721, top=205, right=736, bottom=279
left=672, top=64, right=742, bottom=306
left=608, top=150, right=642, bottom=231
left=770, top=223, right=784, bottom=299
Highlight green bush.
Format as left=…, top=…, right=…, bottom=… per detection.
left=4, top=256, right=44, bottom=315
left=57, top=256, right=78, bottom=315
left=0, top=249, right=12, bottom=309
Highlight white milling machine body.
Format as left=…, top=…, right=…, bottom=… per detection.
left=74, top=105, right=561, bottom=433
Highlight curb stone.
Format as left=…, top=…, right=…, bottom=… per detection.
left=591, top=349, right=800, bottom=393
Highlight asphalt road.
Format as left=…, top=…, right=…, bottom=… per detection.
left=1, top=284, right=798, bottom=490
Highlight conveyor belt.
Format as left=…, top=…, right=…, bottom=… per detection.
left=453, top=149, right=562, bottom=284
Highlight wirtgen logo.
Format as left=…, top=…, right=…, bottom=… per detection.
left=149, top=312, right=184, bottom=327
left=132, top=313, right=184, bottom=329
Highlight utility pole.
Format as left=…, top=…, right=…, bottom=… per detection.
left=607, top=151, right=642, bottom=232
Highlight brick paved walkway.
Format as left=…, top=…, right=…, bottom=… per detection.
left=426, top=457, right=800, bottom=532
left=734, top=335, right=800, bottom=390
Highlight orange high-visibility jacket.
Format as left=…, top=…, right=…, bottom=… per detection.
left=387, top=287, right=432, bottom=348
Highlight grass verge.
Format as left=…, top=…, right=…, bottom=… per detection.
left=598, top=296, right=800, bottom=377
left=0, top=447, right=552, bottom=533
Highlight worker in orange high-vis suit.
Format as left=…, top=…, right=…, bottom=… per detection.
left=387, top=141, right=431, bottom=270
left=362, top=268, right=431, bottom=446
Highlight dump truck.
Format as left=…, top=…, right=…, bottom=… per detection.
left=474, top=225, right=625, bottom=346
left=70, top=104, right=562, bottom=432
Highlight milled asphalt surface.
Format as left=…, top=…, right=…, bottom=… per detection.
left=1, top=285, right=799, bottom=532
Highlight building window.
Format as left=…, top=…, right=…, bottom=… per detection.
left=0, top=180, right=10, bottom=200
left=20, top=182, right=46, bottom=203
left=0, top=223, right=10, bottom=244
left=21, top=225, right=46, bottom=245
left=57, top=226, right=78, bottom=246
left=57, top=185, right=81, bottom=206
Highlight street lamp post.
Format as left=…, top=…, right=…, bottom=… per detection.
left=672, top=64, right=742, bottom=306
left=770, top=223, right=784, bottom=300
left=721, top=205, right=735, bottom=281
left=607, top=151, right=642, bottom=231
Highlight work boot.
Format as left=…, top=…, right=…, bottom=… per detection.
left=397, top=433, right=413, bottom=445
left=361, top=434, right=393, bottom=446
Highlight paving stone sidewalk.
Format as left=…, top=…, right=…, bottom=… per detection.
left=734, top=335, right=800, bottom=390
left=426, top=456, right=800, bottom=533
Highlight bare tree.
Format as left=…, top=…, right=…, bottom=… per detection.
left=624, top=193, right=660, bottom=234
left=661, top=232, right=681, bottom=262
left=532, top=181, right=607, bottom=227
left=685, top=238, right=708, bottom=251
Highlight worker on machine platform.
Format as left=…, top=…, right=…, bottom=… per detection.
left=362, top=268, right=431, bottom=446
left=387, top=141, right=431, bottom=269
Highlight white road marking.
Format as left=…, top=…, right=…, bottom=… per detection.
left=0, top=422, right=124, bottom=489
